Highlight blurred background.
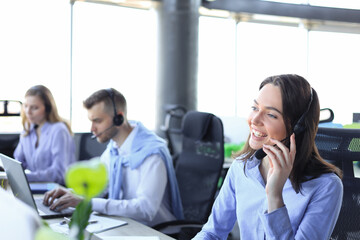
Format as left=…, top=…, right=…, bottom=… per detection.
left=1, top=0, right=360, bottom=145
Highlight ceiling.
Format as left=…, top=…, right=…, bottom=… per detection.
left=72, top=0, right=360, bottom=33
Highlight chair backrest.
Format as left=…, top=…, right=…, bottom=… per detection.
left=0, top=134, right=19, bottom=158
left=175, top=111, right=224, bottom=223
left=73, top=132, right=108, bottom=161
left=315, top=127, right=360, bottom=177
left=330, top=177, right=360, bottom=240
left=315, top=127, right=360, bottom=239
left=160, top=104, right=187, bottom=158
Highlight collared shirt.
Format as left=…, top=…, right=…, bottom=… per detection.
left=193, top=156, right=343, bottom=240
left=92, top=121, right=176, bottom=226
left=14, top=122, right=76, bottom=185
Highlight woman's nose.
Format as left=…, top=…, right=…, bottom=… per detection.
left=251, top=112, right=263, bottom=125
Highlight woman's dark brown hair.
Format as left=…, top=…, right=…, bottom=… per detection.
left=235, top=74, right=342, bottom=193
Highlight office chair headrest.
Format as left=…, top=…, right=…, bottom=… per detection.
left=182, top=111, right=213, bottom=140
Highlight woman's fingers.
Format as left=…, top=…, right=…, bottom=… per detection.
left=290, top=133, right=296, bottom=161
left=262, top=134, right=297, bottom=174
left=263, top=144, right=283, bottom=168
left=276, top=134, right=295, bottom=168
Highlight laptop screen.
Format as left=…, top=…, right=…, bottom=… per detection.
left=0, top=153, right=38, bottom=210
left=0, top=153, right=74, bottom=219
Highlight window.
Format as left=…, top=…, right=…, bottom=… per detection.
left=71, top=2, right=157, bottom=131
left=198, top=16, right=237, bottom=117
left=308, top=31, right=360, bottom=124
left=1, top=0, right=360, bottom=134
left=236, top=22, right=307, bottom=118
left=0, top=0, right=70, bottom=132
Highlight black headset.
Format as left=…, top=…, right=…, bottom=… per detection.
left=292, top=87, right=313, bottom=135
left=106, top=88, right=124, bottom=126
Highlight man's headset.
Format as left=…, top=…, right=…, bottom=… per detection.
left=91, top=88, right=124, bottom=139
left=255, top=88, right=313, bottom=159
left=106, top=88, right=124, bottom=126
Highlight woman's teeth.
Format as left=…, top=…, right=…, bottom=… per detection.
left=253, top=130, right=267, bottom=138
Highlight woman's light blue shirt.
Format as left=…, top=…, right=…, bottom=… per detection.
left=193, top=156, right=343, bottom=240
left=14, top=122, right=76, bottom=184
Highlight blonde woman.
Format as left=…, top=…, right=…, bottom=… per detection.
left=14, top=85, right=76, bottom=185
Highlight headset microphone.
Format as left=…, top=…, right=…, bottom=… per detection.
left=254, top=88, right=313, bottom=159
left=91, top=124, right=115, bottom=139
left=254, top=148, right=267, bottom=160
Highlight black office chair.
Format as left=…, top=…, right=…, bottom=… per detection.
left=0, top=100, right=22, bottom=158
left=153, top=110, right=225, bottom=240
left=315, top=127, right=360, bottom=239
left=0, top=134, right=19, bottom=160
left=73, top=132, right=108, bottom=161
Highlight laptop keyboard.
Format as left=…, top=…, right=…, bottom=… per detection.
left=35, top=198, right=74, bottom=215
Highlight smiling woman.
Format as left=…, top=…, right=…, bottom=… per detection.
left=193, top=74, right=343, bottom=240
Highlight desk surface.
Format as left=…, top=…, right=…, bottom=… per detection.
left=46, top=216, right=175, bottom=240
left=1, top=177, right=175, bottom=240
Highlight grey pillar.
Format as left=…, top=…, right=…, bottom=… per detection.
left=155, top=0, right=201, bottom=135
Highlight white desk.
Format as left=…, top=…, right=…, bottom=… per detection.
left=46, top=216, right=175, bottom=240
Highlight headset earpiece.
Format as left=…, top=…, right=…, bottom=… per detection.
left=293, top=115, right=306, bottom=135
left=45, top=104, right=51, bottom=113
left=113, top=114, right=124, bottom=126
left=106, top=88, right=124, bottom=126
left=292, top=88, right=313, bottom=135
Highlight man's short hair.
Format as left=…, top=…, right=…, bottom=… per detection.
left=83, top=88, right=127, bottom=115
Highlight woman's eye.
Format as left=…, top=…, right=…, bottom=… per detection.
left=251, top=106, right=258, bottom=111
left=268, top=113, right=277, bottom=119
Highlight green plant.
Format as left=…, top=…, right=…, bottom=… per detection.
left=224, top=142, right=245, bottom=158
left=66, top=158, right=108, bottom=240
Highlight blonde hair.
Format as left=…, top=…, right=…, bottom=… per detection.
left=21, top=85, right=72, bottom=136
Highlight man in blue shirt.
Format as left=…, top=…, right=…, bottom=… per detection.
left=44, top=88, right=183, bottom=227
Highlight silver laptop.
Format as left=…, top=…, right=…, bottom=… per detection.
left=0, top=153, right=74, bottom=219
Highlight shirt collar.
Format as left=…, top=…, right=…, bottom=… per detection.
left=112, top=121, right=139, bottom=156
left=246, top=154, right=261, bottom=169
left=238, top=154, right=265, bottom=187
left=30, top=121, right=50, bottom=132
